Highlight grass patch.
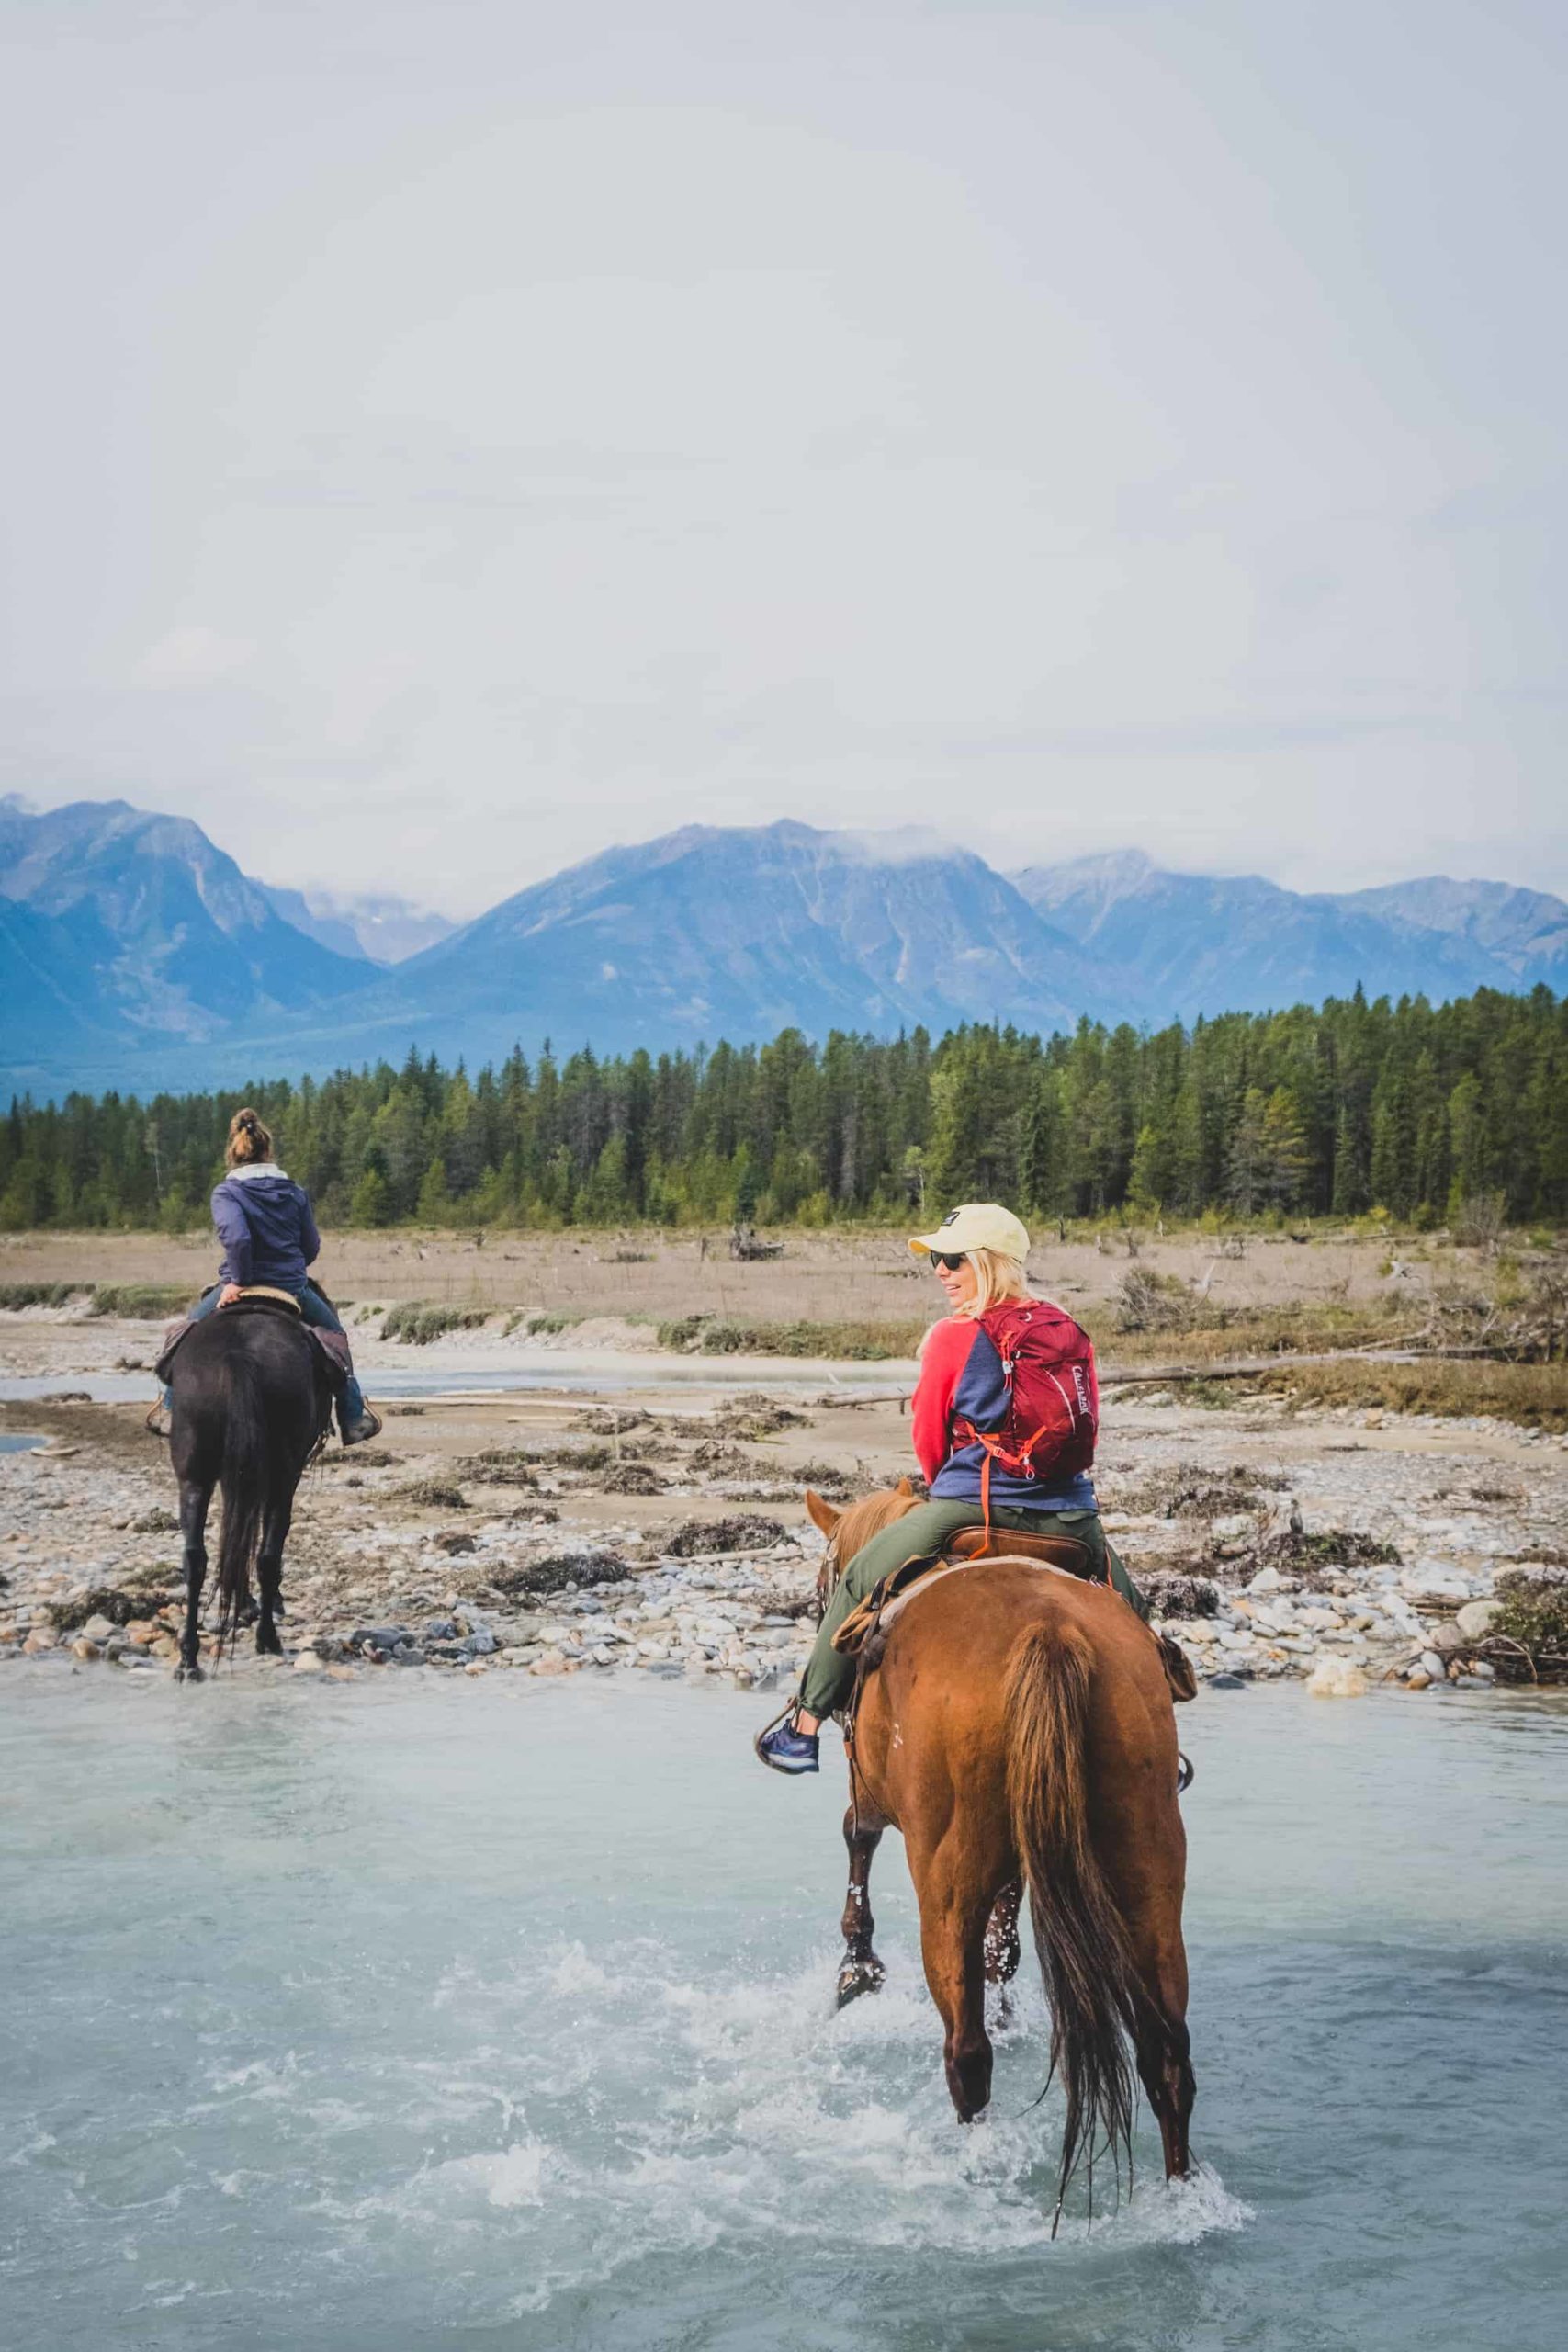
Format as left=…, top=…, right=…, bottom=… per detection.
left=1252, top=1357, right=1568, bottom=1431
left=0, top=1281, right=189, bottom=1318
left=524, top=1311, right=583, bottom=1337
left=87, top=1283, right=191, bottom=1318
left=491, top=1551, right=627, bottom=1597
left=47, top=1585, right=152, bottom=1633
left=1114, top=1467, right=1285, bottom=1520
left=398, top=1477, right=468, bottom=1510
left=457, top=1450, right=539, bottom=1487
left=656, top=1314, right=924, bottom=1361
left=380, top=1302, right=491, bottom=1346
left=663, top=1513, right=789, bottom=1556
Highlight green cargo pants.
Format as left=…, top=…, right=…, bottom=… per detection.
left=798, top=1497, right=1148, bottom=1720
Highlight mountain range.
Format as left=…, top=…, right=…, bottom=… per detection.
left=2, top=796, right=1563, bottom=1099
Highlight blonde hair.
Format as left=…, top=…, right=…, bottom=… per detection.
left=953, top=1247, right=1032, bottom=1318
left=225, top=1106, right=274, bottom=1170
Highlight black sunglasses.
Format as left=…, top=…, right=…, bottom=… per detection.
left=929, top=1250, right=967, bottom=1273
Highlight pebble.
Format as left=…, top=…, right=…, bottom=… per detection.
left=293, top=1650, right=325, bottom=1674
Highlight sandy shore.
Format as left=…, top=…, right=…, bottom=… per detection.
left=4, top=1293, right=1565, bottom=1696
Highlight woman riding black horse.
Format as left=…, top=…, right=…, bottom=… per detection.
left=155, top=1108, right=379, bottom=1445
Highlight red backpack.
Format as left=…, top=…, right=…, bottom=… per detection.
left=952, top=1296, right=1100, bottom=1535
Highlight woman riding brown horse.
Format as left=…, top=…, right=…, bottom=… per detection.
left=805, top=1482, right=1196, bottom=2215
left=757, top=1200, right=1148, bottom=1776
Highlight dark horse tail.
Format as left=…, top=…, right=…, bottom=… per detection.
left=215, top=1345, right=269, bottom=1644
left=1005, top=1617, right=1141, bottom=2224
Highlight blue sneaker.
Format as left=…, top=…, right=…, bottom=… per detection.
left=755, top=1714, right=820, bottom=1775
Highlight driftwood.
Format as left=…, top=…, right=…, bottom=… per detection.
left=729, top=1223, right=784, bottom=1261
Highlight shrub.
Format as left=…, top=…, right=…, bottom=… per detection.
left=1488, top=1569, right=1568, bottom=1681
left=1113, top=1267, right=1195, bottom=1335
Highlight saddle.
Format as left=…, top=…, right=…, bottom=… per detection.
left=831, top=1530, right=1198, bottom=1705
left=831, top=1532, right=1094, bottom=1664
left=154, top=1288, right=351, bottom=1397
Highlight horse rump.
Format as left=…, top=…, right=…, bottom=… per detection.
left=1004, top=1615, right=1141, bottom=2223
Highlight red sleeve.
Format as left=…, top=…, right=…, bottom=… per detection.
left=910, top=1318, right=976, bottom=1484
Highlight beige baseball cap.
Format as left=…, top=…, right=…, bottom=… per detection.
left=908, top=1202, right=1030, bottom=1261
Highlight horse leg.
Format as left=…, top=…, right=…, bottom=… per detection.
left=983, top=1879, right=1023, bottom=2026
left=176, top=1479, right=211, bottom=1682
left=835, top=1799, right=887, bottom=2007
left=911, top=1854, right=996, bottom=2122
left=254, top=1492, right=293, bottom=1657
left=1127, top=1914, right=1195, bottom=2180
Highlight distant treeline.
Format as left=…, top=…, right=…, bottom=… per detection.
left=3, top=984, right=1564, bottom=1234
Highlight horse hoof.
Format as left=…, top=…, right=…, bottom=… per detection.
left=175, top=1661, right=205, bottom=1685
left=835, top=1959, right=885, bottom=2008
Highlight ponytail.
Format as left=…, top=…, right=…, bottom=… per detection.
left=225, top=1107, right=274, bottom=1169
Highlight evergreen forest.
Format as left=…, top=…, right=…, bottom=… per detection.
left=3, top=984, right=1563, bottom=1235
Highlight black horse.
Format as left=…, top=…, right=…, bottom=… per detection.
left=169, top=1304, right=332, bottom=1680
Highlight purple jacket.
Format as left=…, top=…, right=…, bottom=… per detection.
left=210, top=1165, right=321, bottom=1292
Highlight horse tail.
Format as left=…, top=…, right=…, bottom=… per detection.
left=215, top=1345, right=268, bottom=1644
left=1005, top=1615, right=1140, bottom=2224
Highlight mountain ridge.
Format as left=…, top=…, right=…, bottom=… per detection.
left=2, top=797, right=1562, bottom=1098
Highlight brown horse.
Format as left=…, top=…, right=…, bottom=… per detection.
left=807, top=1485, right=1195, bottom=2219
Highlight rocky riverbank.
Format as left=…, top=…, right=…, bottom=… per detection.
left=4, top=1334, right=1567, bottom=1698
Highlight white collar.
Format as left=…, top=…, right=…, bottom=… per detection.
left=229, top=1161, right=289, bottom=1182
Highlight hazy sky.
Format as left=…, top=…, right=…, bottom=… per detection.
left=3, top=0, right=1563, bottom=917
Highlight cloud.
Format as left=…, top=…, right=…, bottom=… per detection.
left=132, top=628, right=256, bottom=687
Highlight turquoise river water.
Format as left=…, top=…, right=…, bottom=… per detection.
left=1, top=1674, right=1564, bottom=2351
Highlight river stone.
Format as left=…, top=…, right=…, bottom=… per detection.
left=293, top=1649, right=325, bottom=1673
left=1417, top=1649, right=1446, bottom=1679
left=1307, top=1657, right=1368, bottom=1698
left=1246, top=1565, right=1287, bottom=1594
left=1429, top=1620, right=1466, bottom=1652
left=70, top=1637, right=101, bottom=1661
left=1401, top=1567, right=1470, bottom=1605
left=1406, top=1668, right=1433, bottom=1689
left=1456, top=1600, right=1499, bottom=1640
